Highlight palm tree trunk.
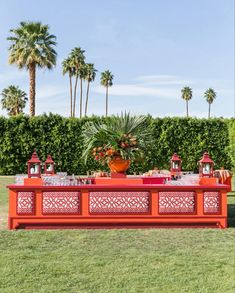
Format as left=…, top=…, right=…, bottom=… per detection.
left=186, top=100, right=188, bottom=117
left=85, top=81, right=90, bottom=116
left=80, top=78, right=83, bottom=119
left=73, top=73, right=79, bottom=117
left=69, top=74, right=73, bottom=117
left=106, top=86, right=109, bottom=117
left=208, top=103, right=211, bottom=119
left=29, top=63, right=36, bottom=116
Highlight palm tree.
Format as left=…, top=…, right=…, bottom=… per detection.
left=62, top=57, right=75, bottom=117
left=1, top=85, right=28, bottom=116
left=100, top=70, right=114, bottom=116
left=7, top=21, right=57, bottom=116
left=204, top=88, right=216, bottom=118
left=78, top=64, right=87, bottom=119
left=84, top=63, right=97, bottom=116
left=181, top=86, right=192, bottom=117
left=70, top=47, right=85, bottom=117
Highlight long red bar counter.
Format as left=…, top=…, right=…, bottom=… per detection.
left=7, top=183, right=229, bottom=229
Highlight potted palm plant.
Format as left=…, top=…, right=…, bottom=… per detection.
left=82, top=113, right=153, bottom=173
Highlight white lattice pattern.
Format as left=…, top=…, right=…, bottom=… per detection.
left=204, top=192, right=220, bottom=213
left=42, top=191, right=80, bottom=214
left=89, top=191, right=150, bottom=213
left=17, top=192, right=34, bottom=214
left=159, top=191, right=195, bottom=213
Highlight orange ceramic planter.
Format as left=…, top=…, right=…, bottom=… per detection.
left=108, top=157, right=130, bottom=173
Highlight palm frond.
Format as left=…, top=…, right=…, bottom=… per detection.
left=82, top=113, right=154, bottom=164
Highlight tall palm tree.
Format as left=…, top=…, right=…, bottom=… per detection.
left=1, top=85, right=28, bottom=116
left=84, top=63, right=97, bottom=116
left=204, top=88, right=216, bottom=118
left=62, top=57, right=75, bottom=117
left=78, top=64, right=87, bottom=119
left=7, top=21, right=57, bottom=116
left=100, top=70, right=114, bottom=116
left=70, top=47, right=85, bottom=117
left=181, top=86, right=192, bottom=117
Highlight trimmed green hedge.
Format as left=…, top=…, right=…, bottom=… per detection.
left=0, top=114, right=232, bottom=175
left=227, top=119, right=235, bottom=171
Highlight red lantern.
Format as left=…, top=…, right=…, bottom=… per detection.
left=199, top=152, right=214, bottom=177
left=170, top=153, right=182, bottom=179
left=27, top=151, right=41, bottom=178
left=44, top=155, right=55, bottom=175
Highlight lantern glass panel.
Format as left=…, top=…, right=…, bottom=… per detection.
left=172, top=162, right=179, bottom=169
left=46, top=163, right=53, bottom=171
left=30, top=163, right=40, bottom=174
left=203, top=163, right=211, bottom=174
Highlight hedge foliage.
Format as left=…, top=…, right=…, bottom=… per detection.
left=227, top=119, right=235, bottom=171
left=0, top=114, right=232, bottom=175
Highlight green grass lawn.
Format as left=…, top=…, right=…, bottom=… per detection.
left=0, top=177, right=235, bottom=293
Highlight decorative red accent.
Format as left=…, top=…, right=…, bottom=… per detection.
left=89, top=191, right=150, bottom=214
left=94, top=178, right=143, bottom=185
left=198, top=152, right=214, bottom=177
left=171, top=153, right=181, bottom=162
left=8, top=184, right=228, bottom=230
left=24, top=178, right=43, bottom=186
left=214, top=169, right=232, bottom=191
left=27, top=151, right=41, bottom=178
left=203, top=191, right=220, bottom=214
left=141, top=177, right=167, bottom=184
left=44, top=155, right=55, bottom=175
left=199, top=178, right=217, bottom=185
left=199, top=152, right=214, bottom=163
left=111, top=172, right=127, bottom=178
left=7, top=184, right=229, bottom=190
left=159, top=191, right=195, bottom=214
left=170, top=153, right=182, bottom=173
left=17, top=192, right=34, bottom=214
left=42, top=191, right=80, bottom=214
left=108, top=157, right=130, bottom=173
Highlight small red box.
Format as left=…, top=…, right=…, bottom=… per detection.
left=24, top=178, right=43, bottom=186
left=141, top=177, right=167, bottom=184
left=111, top=172, right=127, bottom=178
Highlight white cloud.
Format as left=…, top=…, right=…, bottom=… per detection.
left=134, top=74, right=195, bottom=86
left=93, top=74, right=234, bottom=105
left=93, top=84, right=179, bottom=98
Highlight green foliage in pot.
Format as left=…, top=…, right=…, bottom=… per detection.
left=82, top=112, right=154, bottom=165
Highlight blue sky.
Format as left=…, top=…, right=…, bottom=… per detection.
left=0, top=0, right=234, bottom=117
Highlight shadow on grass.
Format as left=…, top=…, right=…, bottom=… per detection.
left=228, top=204, right=235, bottom=228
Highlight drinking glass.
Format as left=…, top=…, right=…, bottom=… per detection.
left=15, top=174, right=27, bottom=185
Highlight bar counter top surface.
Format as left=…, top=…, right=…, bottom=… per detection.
left=7, top=183, right=230, bottom=190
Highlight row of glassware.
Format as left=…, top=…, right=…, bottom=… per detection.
left=43, top=174, right=94, bottom=186
left=165, top=174, right=199, bottom=185
left=15, top=173, right=94, bottom=186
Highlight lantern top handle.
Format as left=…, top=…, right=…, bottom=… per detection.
left=199, top=152, right=214, bottom=164
left=28, top=151, right=41, bottom=163
left=45, top=154, right=54, bottom=164
left=171, top=153, right=181, bottom=161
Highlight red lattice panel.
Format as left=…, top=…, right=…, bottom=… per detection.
left=159, top=191, right=195, bottom=214
left=204, top=192, right=220, bottom=213
left=89, top=191, right=150, bottom=214
left=42, top=192, right=80, bottom=214
left=17, top=192, right=34, bottom=214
